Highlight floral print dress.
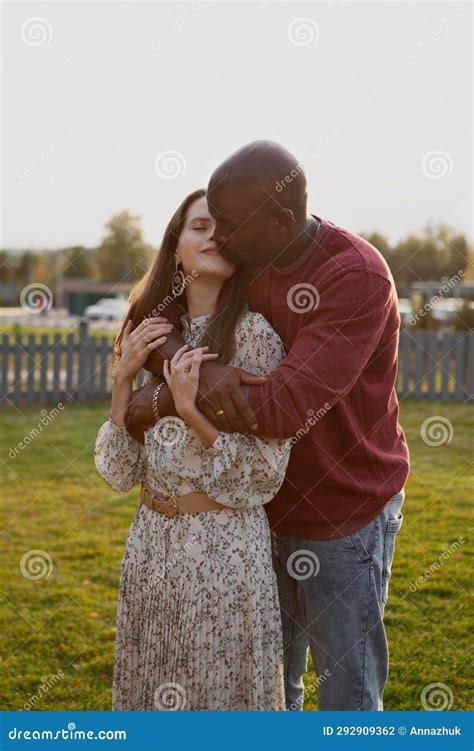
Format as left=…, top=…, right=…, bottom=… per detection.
left=94, top=309, right=292, bottom=711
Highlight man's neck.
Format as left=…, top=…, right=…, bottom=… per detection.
left=272, top=215, right=319, bottom=269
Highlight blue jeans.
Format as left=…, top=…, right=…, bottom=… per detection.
left=272, top=489, right=405, bottom=710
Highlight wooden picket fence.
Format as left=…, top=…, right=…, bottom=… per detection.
left=0, top=321, right=473, bottom=406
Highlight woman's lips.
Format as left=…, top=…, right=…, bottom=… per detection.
left=200, top=247, right=220, bottom=254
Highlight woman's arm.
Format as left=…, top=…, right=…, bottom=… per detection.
left=179, top=404, right=219, bottom=449
left=110, top=373, right=133, bottom=427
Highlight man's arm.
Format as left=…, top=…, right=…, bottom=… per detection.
left=124, top=325, right=268, bottom=441
left=198, top=270, right=397, bottom=439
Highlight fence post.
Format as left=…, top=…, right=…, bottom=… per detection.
left=77, top=319, right=90, bottom=402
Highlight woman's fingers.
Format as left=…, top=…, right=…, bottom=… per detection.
left=170, top=344, right=191, bottom=366
left=190, top=349, right=203, bottom=378
left=163, top=359, right=171, bottom=385
left=121, top=319, right=134, bottom=344
left=133, top=323, right=174, bottom=345
left=146, top=335, right=168, bottom=350
left=139, top=316, right=170, bottom=329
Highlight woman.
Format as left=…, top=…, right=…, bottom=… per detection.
left=94, top=189, right=292, bottom=711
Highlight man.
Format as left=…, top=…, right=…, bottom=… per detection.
left=125, top=140, right=410, bottom=710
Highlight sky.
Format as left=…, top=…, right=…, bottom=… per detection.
left=2, top=1, right=472, bottom=251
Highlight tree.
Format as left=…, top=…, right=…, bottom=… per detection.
left=97, top=211, right=153, bottom=283
left=60, top=246, right=95, bottom=279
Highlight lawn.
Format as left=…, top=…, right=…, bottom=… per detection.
left=0, top=400, right=472, bottom=711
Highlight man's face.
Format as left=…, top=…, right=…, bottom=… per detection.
left=207, top=184, right=277, bottom=268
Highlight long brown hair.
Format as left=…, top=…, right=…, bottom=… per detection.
left=114, top=189, right=248, bottom=367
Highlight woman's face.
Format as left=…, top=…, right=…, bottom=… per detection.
left=175, top=196, right=236, bottom=282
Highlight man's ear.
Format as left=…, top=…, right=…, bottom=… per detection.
left=276, top=208, right=294, bottom=231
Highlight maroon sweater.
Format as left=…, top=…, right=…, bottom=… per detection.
left=163, top=217, right=409, bottom=540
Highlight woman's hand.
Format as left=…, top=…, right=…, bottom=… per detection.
left=115, top=317, right=174, bottom=384
left=163, top=344, right=218, bottom=419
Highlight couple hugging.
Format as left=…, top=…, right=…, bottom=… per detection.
left=95, top=140, right=409, bottom=711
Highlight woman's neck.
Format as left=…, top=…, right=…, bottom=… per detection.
left=185, top=277, right=222, bottom=320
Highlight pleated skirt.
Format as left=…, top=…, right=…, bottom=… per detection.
left=112, top=503, right=285, bottom=710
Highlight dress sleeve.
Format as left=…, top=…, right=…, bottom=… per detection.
left=94, top=416, right=147, bottom=493
left=200, top=312, right=292, bottom=508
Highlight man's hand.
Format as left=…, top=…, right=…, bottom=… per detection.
left=124, top=380, right=178, bottom=443
left=197, top=361, right=268, bottom=434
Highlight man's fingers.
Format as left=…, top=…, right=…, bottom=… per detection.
left=231, top=387, right=258, bottom=431
left=216, top=395, right=244, bottom=433
left=238, top=369, right=268, bottom=386
left=199, top=394, right=227, bottom=430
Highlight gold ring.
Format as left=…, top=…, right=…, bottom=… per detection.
left=215, top=409, right=225, bottom=416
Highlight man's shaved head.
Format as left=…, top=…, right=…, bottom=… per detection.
left=209, top=140, right=307, bottom=222
left=207, top=140, right=313, bottom=268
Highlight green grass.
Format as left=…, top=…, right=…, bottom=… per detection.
left=0, top=400, right=472, bottom=710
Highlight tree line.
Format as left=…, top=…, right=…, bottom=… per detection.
left=1, top=212, right=472, bottom=293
